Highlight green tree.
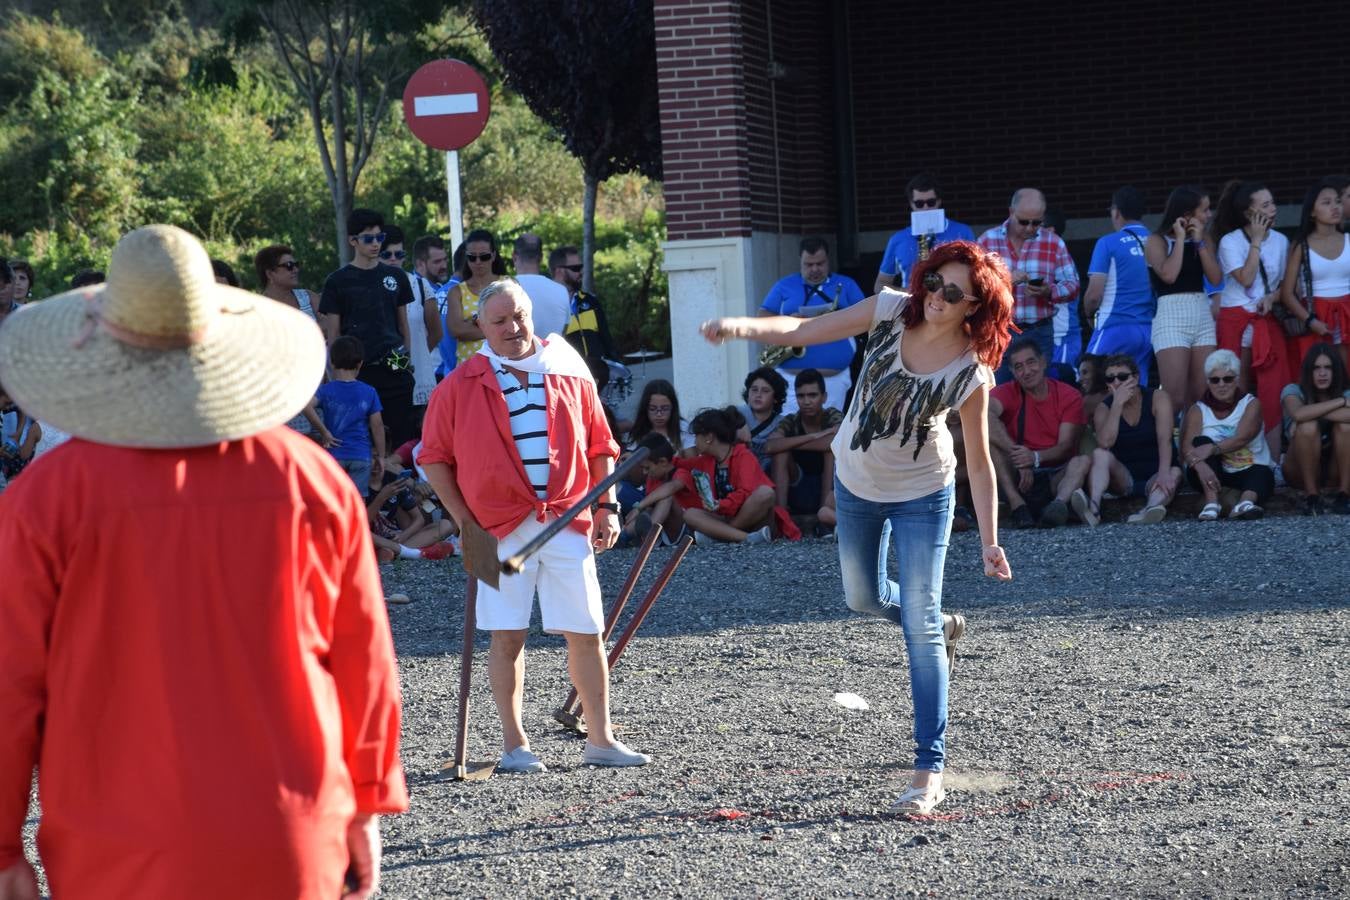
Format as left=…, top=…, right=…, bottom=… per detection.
left=471, top=0, right=663, bottom=292
left=223, top=0, right=472, bottom=264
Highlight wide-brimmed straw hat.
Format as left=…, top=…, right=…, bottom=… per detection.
left=0, top=224, right=327, bottom=448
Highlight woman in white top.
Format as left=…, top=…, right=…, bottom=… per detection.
left=1279, top=178, right=1350, bottom=374
left=1181, top=349, right=1274, bottom=521
left=700, top=241, right=1013, bottom=816
left=1211, top=180, right=1290, bottom=452
left=255, top=244, right=327, bottom=436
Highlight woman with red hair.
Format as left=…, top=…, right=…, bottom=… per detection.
left=701, top=240, right=1014, bottom=815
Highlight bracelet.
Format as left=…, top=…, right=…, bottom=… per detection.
left=1032, top=450, right=1041, bottom=468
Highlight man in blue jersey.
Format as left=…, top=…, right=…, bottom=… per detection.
left=759, top=237, right=865, bottom=414
left=1084, top=187, right=1156, bottom=383
left=1043, top=208, right=1084, bottom=374
left=874, top=173, right=976, bottom=294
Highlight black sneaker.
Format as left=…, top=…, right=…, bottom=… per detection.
left=952, top=506, right=975, bottom=533
left=1010, top=505, right=1035, bottom=529
left=1332, top=493, right=1350, bottom=515
left=1039, top=499, right=1069, bottom=528
left=1303, top=494, right=1324, bottom=516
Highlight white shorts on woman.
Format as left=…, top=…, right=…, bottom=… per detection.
left=1152, top=292, right=1216, bottom=351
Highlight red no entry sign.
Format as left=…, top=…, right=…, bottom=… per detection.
left=403, top=59, right=491, bottom=151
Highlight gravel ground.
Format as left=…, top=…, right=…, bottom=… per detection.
left=372, top=512, right=1349, bottom=898
left=20, top=511, right=1349, bottom=898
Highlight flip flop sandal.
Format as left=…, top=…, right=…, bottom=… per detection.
left=1231, top=500, right=1264, bottom=519
left=943, top=613, right=966, bottom=676
left=1198, top=502, right=1221, bottom=521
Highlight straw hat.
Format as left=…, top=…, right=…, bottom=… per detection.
left=0, top=225, right=327, bottom=448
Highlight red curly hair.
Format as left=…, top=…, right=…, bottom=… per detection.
left=900, top=240, right=1015, bottom=367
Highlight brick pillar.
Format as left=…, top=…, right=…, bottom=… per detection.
left=656, top=0, right=758, bottom=414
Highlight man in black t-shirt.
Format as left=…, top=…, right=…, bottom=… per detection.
left=320, top=208, right=417, bottom=447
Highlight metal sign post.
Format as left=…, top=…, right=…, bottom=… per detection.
left=403, top=59, right=490, bottom=248
left=446, top=150, right=464, bottom=252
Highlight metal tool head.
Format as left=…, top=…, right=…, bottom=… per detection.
left=442, top=757, right=497, bottom=782
left=553, top=707, right=587, bottom=736
left=458, top=518, right=502, bottom=590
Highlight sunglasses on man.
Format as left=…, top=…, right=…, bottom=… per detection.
left=379, top=249, right=406, bottom=261
left=1016, top=218, right=1043, bottom=228
left=560, top=263, right=583, bottom=273
left=354, top=232, right=387, bottom=245
left=1104, top=372, right=1133, bottom=383
left=912, top=198, right=941, bottom=209
left=923, top=271, right=977, bottom=304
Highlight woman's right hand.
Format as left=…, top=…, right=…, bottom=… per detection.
left=983, top=545, right=1012, bottom=581
left=699, top=318, right=741, bottom=345
left=1171, top=217, right=1188, bottom=242
left=1247, top=210, right=1271, bottom=243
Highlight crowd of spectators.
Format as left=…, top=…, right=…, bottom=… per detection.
left=4, top=170, right=1348, bottom=554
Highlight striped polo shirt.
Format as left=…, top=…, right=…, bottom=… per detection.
left=493, top=364, right=550, bottom=498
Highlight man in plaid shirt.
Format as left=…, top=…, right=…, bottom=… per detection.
left=977, top=188, right=1080, bottom=381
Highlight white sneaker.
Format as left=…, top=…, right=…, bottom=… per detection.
left=497, top=746, right=547, bottom=774
left=582, top=739, right=650, bottom=767
left=744, top=525, right=772, bottom=545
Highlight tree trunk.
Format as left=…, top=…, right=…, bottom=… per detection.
left=581, top=169, right=598, bottom=294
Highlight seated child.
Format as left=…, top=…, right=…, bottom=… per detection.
left=621, top=433, right=686, bottom=545
left=0, top=381, right=41, bottom=483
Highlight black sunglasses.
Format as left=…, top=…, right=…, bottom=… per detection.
left=1208, top=375, right=1237, bottom=384
left=466, top=252, right=493, bottom=263
left=355, top=232, right=387, bottom=245
left=379, top=249, right=406, bottom=261
left=1016, top=218, right=1043, bottom=228
left=276, top=260, right=300, bottom=271
left=1104, top=372, right=1133, bottom=383
left=561, top=264, right=583, bottom=273
left=912, top=198, right=941, bottom=209
left=923, top=271, right=976, bottom=304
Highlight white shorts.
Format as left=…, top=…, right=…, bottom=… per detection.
left=475, top=513, right=604, bottom=634
left=778, top=368, right=852, bottom=415
left=1152, top=292, right=1216, bottom=351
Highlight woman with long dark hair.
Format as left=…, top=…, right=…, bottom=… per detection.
left=1211, top=180, right=1290, bottom=451
left=1281, top=343, right=1350, bottom=514
left=1279, top=179, right=1349, bottom=376
left=445, top=229, right=507, bottom=366
left=628, top=378, right=694, bottom=455
left=700, top=240, right=1014, bottom=815
left=1145, top=186, right=1222, bottom=410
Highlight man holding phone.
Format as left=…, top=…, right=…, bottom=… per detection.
left=978, top=188, right=1080, bottom=382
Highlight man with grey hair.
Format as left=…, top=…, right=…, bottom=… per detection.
left=512, top=233, right=571, bottom=340
left=977, top=188, right=1080, bottom=382
left=419, top=278, right=649, bottom=773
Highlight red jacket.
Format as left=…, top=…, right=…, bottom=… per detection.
left=674, top=445, right=802, bottom=540
left=0, top=429, right=407, bottom=899
left=420, top=346, right=619, bottom=538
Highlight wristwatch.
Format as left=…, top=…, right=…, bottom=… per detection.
left=596, top=501, right=620, bottom=513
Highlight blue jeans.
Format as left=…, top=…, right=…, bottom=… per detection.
left=834, top=477, right=953, bottom=772
left=337, top=457, right=371, bottom=499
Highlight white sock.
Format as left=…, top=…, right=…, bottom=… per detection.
left=398, top=545, right=421, bottom=559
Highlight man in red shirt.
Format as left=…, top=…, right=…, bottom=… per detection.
left=0, top=226, right=407, bottom=900
left=988, top=337, right=1087, bottom=528
left=419, top=279, right=649, bottom=774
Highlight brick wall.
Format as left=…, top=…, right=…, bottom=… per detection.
left=847, top=0, right=1347, bottom=231
left=656, top=0, right=754, bottom=241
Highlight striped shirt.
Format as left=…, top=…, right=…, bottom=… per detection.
left=494, top=364, right=550, bottom=499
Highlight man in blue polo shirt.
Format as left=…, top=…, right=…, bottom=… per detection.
left=759, top=237, right=865, bottom=414
left=1084, top=186, right=1156, bottom=382
left=874, top=173, right=976, bottom=293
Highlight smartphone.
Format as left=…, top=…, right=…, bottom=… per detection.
left=1028, top=277, right=1045, bottom=287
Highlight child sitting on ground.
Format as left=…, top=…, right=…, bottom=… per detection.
left=311, top=336, right=384, bottom=495
left=620, top=433, right=686, bottom=545
left=0, top=380, right=40, bottom=485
